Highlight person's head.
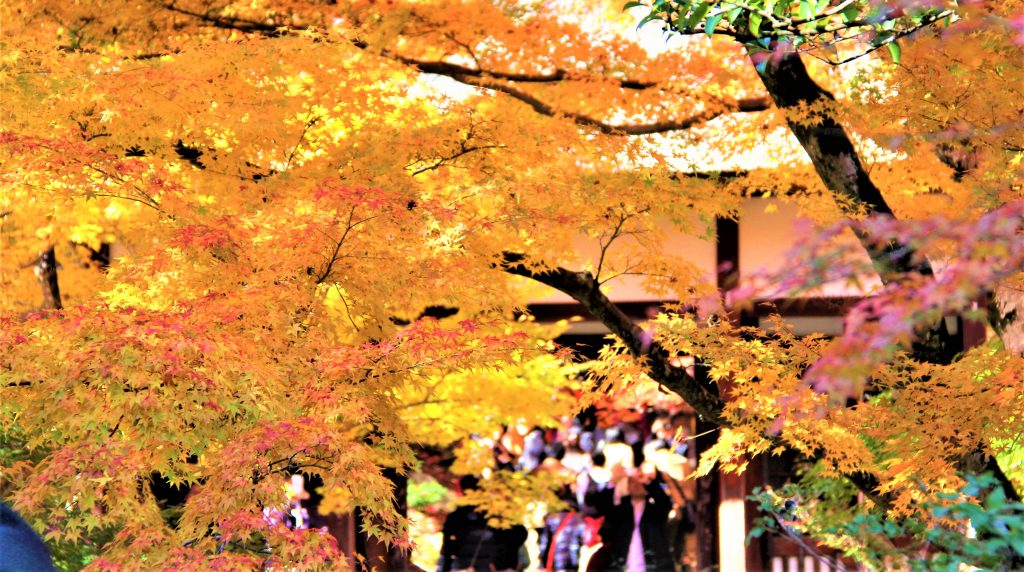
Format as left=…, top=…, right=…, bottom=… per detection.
left=544, top=441, right=566, bottom=461
left=565, top=428, right=581, bottom=449
left=605, top=427, right=624, bottom=444
left=579, top=431, right=597, bottom=454
left=579, top=411, right=598, bottom=431
left=651, top=415, right=672, bottom=440
left=524, top=428, right=546, bottom=456
left=459, top=475, right=480, bottom=493
left=634, top=441, right=647, bottom=465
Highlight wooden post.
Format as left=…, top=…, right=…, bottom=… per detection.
left=694, top=413, right=720, bottom=571
left=712, top=216, right=768, bottom=571
left=718, top=470, right=747, bottom=572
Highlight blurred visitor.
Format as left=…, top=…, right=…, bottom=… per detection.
left=437, top=476, right=496, bottom=572
left=492, top=521, right=528, bottom=572
left=587, top=462, right=675, bottom=572
left=537, top=486, right=586, bottom=572
left=0, top=501, right=56, bottom=572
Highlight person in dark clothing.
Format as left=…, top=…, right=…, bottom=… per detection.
left=438, top=476, right=495, bottom=572
left=437, top=504, right=496, bottom=572
left=492, top=523, right=528, bottom=572
left=1, top=501, right=56, bottom=572
left=587, top=470, right=675, bottom=572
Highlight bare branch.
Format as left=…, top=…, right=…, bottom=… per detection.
left=595, top=207, right=648, bottom=283
left=313, top=209, right=380, bottom=286
left=284, top=116, right=319, bottom=172
left=408, top=144, right=506, bottom=176
left=447, top=73, right=771, bottom=135
left=161, top=2, right=280, bottom=33
left=395, top=56, right=658, bottom=89
left=316, top=207, right=358, bottom=285
left=333, top=284, right=362, bottom=333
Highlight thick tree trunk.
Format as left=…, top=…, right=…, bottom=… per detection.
left=753, top=51, right=1019, bottom=503
left=752, top=50, right=930, bottom=280
left=35, top=246, right=62, bottom=310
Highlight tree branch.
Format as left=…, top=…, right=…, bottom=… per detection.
left=500, top=252, right=724, bottom=424
left=444, top=73, right=770, bottom=135
left=161, top=2, right=281, bottom=34
left=406, top=118, right=507, bottom=176
left=755, top=51, right=1020, bottom=504
left=753, top=51, right=930, bottom=281
left=157, top=4, right=772, bottom=136
left=316, top=207, right=359, bottom=285
left=394, top=56, right=659, bottom=89
left=501, top=252, right=897, bottom=508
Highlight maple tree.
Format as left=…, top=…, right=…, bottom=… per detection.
left=1, top=0, right=1023, bottom=569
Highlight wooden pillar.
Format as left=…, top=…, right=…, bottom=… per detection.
left=322, top=513, right=358, bottom=570
left=745, top=455, right=768, bottom=571
left=713, top=216, right=768, bottom=571
left=716, top=217, right=740, bottom=292
left=718, top=470, right=747, bottom=571
left=711, top=372, right=763, bottom=572
left=694, top=413, right=720, bottom=571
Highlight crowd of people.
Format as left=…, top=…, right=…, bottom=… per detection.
left=437, top=409, right=698, bottom=572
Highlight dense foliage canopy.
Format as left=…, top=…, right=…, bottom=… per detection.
left=2, top=0, right=1023, bottom=569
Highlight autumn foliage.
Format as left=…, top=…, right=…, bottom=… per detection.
left=1, top=0, right=1023, bottom=569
